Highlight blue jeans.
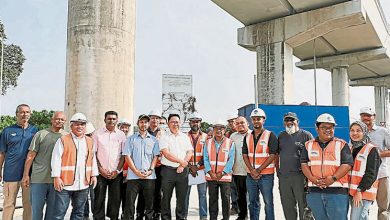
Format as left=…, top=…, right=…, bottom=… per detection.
left=184, top=182, right=207, bottom=218
left=306, top=192, right=349, bottom=220
left=350, top=198, right=373, bottom=220
left=246, top=174, right=274, bottom=220
left=54, top=188, right=89, bottom=220
left=30, top=183, right=56, bottom=220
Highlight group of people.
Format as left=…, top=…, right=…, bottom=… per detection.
left=0, top=104, right=389, bottom=220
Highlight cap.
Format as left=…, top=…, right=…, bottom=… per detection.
left=118, top=118, right=131, bottom=126
left=212, top=119, right=226, bottom=128
left=283, top=112, right=298, bottom=121
left=188, top=112, right=202, bottom=121
left=250, top=108, right=266, bottom=119
left=85, top=122, right=95, bottom=135
left=70, top=113, right=87, bottom=123
left=138, top=114, right=150, bottom=122
left=149, top=109, right=162, bottom=118
left=316, top=113, right=336, bottom=125
left=360, top=107, right=375, bottom=115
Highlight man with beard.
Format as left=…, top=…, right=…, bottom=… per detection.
left=22, top=111, right=68, bottom=220
left=204, top=120, right=236, bottom=220
left=122, top=114, right=160, bottom=220
left=230, top=116, right=251, bottom=220
left=243, top=108, right=278, bottom=220
left=159, top=114, right=193, bottom=220
left=300, top=113, right=353, bottom=220
left=0, top=104, right=38, bottom=220
left=92, top=111, right=127, bottom=220
left=360, top=107, right=390, bottom=220
left=277, top=112, right=313, bottom=220
left=184, top=112, right=208, bottom=220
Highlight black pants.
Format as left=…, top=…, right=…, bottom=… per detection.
left=123, top=179, right=155, bottom=220
left=137, top=166, right=162, bottom=218
left=121, top=179, right=127, bottom=217
left=233, top=175, right=248, bottom=219
left=93, top=174, right=122, bottom=220
left=161, top=165, right=189, bottom=220
left=208, top=180, right=231, bottom=220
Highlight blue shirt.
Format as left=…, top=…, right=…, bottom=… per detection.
left=0, top=124, right=38, bottom=181
left=204, top=138, right=235, bottom=174
left=123, top=132, right=160, bottom=180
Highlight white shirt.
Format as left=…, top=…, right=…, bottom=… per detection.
left=369, top=125, right=390, bottom=178
left=159, top=131, right=193, bottom=167
left=51, top=133, right=99, bottom=191
left=230, top=130, right=252, bottom=176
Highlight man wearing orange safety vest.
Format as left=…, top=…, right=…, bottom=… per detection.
left=204, top=120, right=235, bottom=220
left=51, top=113, right=98, bottom=220
left=184, top=112, right=208, bottom=220
left=300, top=113, right=353, bottom=220
left=243, top=108, right=278, bottom=220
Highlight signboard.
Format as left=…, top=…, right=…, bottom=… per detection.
left=162, top=74, right=195, bottom=123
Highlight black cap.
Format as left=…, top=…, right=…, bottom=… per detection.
left=138, top=114, right=150, bottom=122
left=283, top=112, right=298, bottom=121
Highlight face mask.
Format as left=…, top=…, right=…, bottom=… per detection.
left=160, top=124, right=168, bottom=131
left=285, top=124, right=296, bottom=135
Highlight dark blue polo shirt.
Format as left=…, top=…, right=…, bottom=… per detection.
left=0, top=124, right=38, bottom=181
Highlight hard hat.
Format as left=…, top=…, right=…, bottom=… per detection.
left=188, top=112, right=202, bottom=121
left=212, top=119, right=226, bottom=128
left=149, top=109, right=162, bottom=118
left=316, top=113, right=337, bottom=125
left=118, top=118, right=131, bottom=126
left=85, top=122, right=95, bottom=135
left=70, top=113, right=87, bottom=123
left=250, top=108, right=266, bottom=119
left=360, top=107, right=375, bottom=115
left=227, top=112, right=238, bottom=121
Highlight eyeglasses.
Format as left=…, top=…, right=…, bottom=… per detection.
left=319, top=126, right=334, bottom=131
left=284, top=118, right=295, bottom=122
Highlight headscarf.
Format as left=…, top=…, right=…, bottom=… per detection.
left=350, top=120, right=370, bottom=149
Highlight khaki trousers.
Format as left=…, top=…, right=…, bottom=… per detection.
left=2, top=181, right=32, bottom=220
left=377, top=177, right=390, bottom=220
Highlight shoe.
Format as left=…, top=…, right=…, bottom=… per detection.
left=230, top=208, right=238, bottom=215
left=136, top=214, right=144, bottom=220
left=152, top=213, right=160, bottom=220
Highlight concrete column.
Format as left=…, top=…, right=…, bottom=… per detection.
left=374, top=86, right=389, bottom=126
left=65, top=0, right=135, bottom=128
left=331, top=65, right=349, bottom=106
left=256, top=42, right=294, bottom=104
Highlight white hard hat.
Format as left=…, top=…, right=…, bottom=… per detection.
left=250, top=108, right=266, bottom=119
left=227, top=112, right=238, bottom=121
left=212, top=119, right=226, bottom=127
left=360, top=107, right=375, bottom=115
left=118, top=118, right=131, bottom=126
left=188, top=112, right=202, bottom=121
left=70, top=113, right=87, bottom=123
left=85, top=122, right=95, bottom=135
left=149, top=109, right=162, bottom=118
left=316, top=113, right=337, bottom=125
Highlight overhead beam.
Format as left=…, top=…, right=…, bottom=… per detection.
left=295, top=48, right=388, bottom=69
left=349, top=75, right=390, bottom=86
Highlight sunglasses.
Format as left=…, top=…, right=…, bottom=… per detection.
left=284, top=118, right=295, bottom=122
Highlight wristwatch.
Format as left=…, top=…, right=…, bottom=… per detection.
left=331, top=176, right=337, bottom=182
left=148, top=168, right=154, bottom=172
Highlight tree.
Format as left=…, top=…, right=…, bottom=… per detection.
left=0, top=110, right=54, bottom=132
left=0, top=20, right=26, bottom=95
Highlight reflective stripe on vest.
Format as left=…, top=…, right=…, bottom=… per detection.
left=349, top=143, right=378, bottom=201
left=246, top=130, right=275, bottom=174
left=188, top=132, right=207, bottom=170
left=60, top=134, right=94, bottom=186
left=306, top=138, right=349, bottom=188
left=205, top=138, right=232, bottom=182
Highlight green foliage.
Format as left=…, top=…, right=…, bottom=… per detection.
left=0, top=110, right=54, bottom=132
left=0, top=20, right=26, bottom=95
left=200, top=121, right=211, bottom=133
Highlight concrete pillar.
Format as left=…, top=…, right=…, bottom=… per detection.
left=331, top=65, right=349, bottom=106
left=256, top=42, right=294, bottom=104
left=374, top=86, right=389, bottom=126
left=65, top=0, right=135, bottom=128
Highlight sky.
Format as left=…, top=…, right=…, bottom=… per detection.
left=0, top=0, right=389, bottom=123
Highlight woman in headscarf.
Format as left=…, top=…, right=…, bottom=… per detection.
left=349, top=121, right=381, bottom=220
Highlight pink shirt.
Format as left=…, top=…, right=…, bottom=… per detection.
left=93, top=127, right=127, bottom=172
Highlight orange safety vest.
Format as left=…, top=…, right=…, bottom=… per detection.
left=246, top=130, right=275, bottom=174
left=306, top=138, right=349, bottom=188
left=349, top=143, right=379, bottom=201
left=205, top=138, right=233, bottom=182
left=60, top=134, right=94, bottom=186
left=188, top=132, right=207, bottom=169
